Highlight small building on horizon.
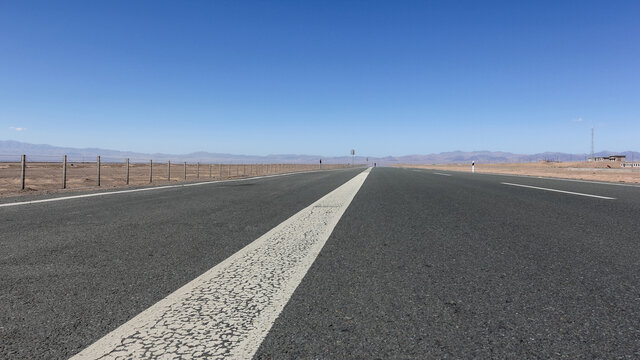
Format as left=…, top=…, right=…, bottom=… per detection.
left=589, top=155, right=626, bottom=162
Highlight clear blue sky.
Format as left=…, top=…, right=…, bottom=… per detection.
left=1, top=1, right=638, bottom=156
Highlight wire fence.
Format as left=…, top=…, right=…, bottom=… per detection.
left=0, top=154, right=358, bottom=197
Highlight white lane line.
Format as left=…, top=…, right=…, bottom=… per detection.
left=501, top=182, right=615, bottom=200
left=508, top=174, right=640, bottom=188
left=431, top=168, right=640, bottom=188
left=72, top=168, right=371, bottom=360
left=409, top=169, right=451, bottom=176
left=0, top=168, right=353, bottom=209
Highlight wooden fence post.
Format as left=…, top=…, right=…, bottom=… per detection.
left=62, top=155, right=67, bottom=189
left=197, top=162, right=200, bottom=179
left=126, top=158, right=130, bottom=184
left=20, top=154, right=26, bottom=190
left=149, top=159, right=153, bottom=183
left=168, top=160, right=171, bottom=182
left=97, top=156, right=101, bottom=186
left=209, top=164, right=212, bottom=178
left=184, top=162, right=187, bottom=180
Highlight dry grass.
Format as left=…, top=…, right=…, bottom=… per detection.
left=398, top=161, right=640, bottom=184
left=0, top=162, right=350, bottom=198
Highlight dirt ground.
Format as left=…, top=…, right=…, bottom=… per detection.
left=0, top=162, right=350, bottom=198
left=398, top=161, right=640, bottom=184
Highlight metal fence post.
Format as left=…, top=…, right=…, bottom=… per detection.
left=149, top=159, right=153, bottom=183
left=228, top=164, right=231, bottom=177
left=62, top=155, right=67, bottom=189
left=197, top=162, right=200, bottom=179
left=184, top=162, right=187, bottom=180
left=126, top=158, right=130, bottom=185
left=168, top=160, right=171, bottom=182
left=97, top=156, right=101, bottom=186
left=20, top=154, right=26, bottom=190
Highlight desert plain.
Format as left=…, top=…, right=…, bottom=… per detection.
left=0, top=161, right=347, bottom=198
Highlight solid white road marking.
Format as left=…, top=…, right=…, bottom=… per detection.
left=0, top=168, right=351, bottom=208
left=72, top=168, right=371, bottom=360
left=433, top=172, right=451, bottom=176
left=501, top=182, right=615, bottom=200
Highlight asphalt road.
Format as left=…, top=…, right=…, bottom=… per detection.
left=0, top=168, right=364, bottom=359
left=254, top=168, right=640, bottom=359
left=2, top=167, right=640, bottom=358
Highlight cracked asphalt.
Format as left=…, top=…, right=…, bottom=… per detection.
left=0, top=168, right=363, bottom=359
left=255, top=167, right=640, bottom=359
left=2, top=166, right=640, bottom=358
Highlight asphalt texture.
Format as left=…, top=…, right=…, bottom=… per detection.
left=3, top=166, right=640, bottom=359
left=254, top=167, right=640, bottom=359
left=0, top=168, right=364, bottom=359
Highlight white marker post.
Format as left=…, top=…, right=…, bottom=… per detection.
left=472, top=161, right=475, bottom=173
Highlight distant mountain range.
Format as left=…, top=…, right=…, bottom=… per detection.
left=1, top=140, right=638, bottom=165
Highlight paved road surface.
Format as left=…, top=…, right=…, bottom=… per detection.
left=0, top=168, right=363, bottom=358
left=2, top=167, right=639, bottom=358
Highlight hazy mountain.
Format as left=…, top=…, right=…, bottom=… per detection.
left=0, top=140, right=344, bottom=164
left=1, top=140, right=638, bottom=165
